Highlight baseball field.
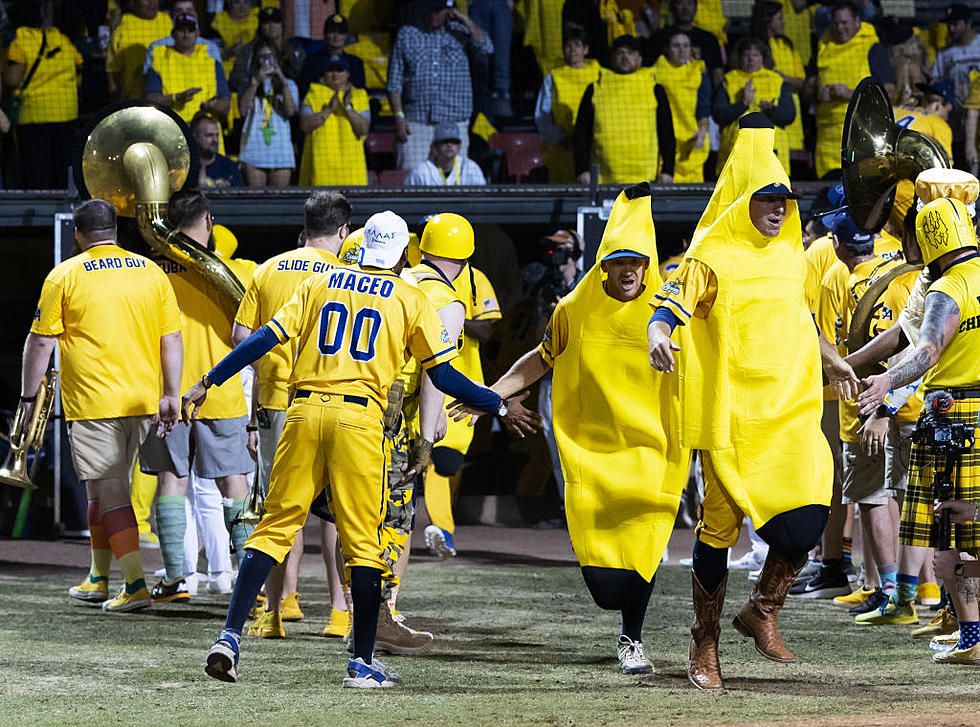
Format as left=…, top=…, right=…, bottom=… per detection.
left=1, top=526, right=978, bottom=727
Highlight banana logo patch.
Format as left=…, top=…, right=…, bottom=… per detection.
left=919, top=207, right=950, bottom=250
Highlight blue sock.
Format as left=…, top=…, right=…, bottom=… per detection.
left=877, top=563, right=898, bottom=598
left=958, top=621, right=980, bottom=650
left=223, top=549, right=276, bottom=634
left=895, top=574, right=918, bottom=605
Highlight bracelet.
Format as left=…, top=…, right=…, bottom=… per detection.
left=20, top=394, right=37, bottom=403
left=246, top=425, right=258, bottom=432
left=201, top=374, right=211, bottom=389
left=394, top=111, right=405, bottom=119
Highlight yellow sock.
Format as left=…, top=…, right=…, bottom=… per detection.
left=130, top=461, right=157, bottom=536
left=425, top=464, right=455, bottom=534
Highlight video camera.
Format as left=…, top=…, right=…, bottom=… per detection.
left=912, top=390, right=979, bottom=550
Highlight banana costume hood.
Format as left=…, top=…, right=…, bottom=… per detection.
left=676, top=114, right=832, bottom=527
left=543, top=183, right=690, bottom=581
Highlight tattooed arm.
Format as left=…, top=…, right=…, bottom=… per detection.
left=857, top=291, right=961, bottom=412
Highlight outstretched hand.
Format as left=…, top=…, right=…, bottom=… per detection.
left=155, top=395, right=180, bottom=436
left=823, top=354, right=861, bottom=400
left=501, top=391, right=541, bottom=438
left=181, top=378, right=209, bottom=424
left=399, top=438, right=433, bottom=486
left=648, top=320, right=679, bottom=373
left=857, top=373, right=890, bottom=415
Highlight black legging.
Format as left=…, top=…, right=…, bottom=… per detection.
left=580, top=566, right=655, bottom=642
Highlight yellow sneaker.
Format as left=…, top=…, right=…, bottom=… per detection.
left=68, top=575, right=109, bottom=603
left=101, top=585, right=151, bottom=613
left=932, top=642, right=980, bottom=665
left=248, top=592, right=267, bottom=620
left=912, top=607, right=958, bottom=639
left=854, top=599, right=919, bottom=625
left=281, top=592, right=304, bottom=621
left=833, top=587, right=875, bottom=609
left=915, top=582, right=942, bottom=606
left=322, top=608, right=350, bottom=637
left=247, top=609, right=285, bottom=638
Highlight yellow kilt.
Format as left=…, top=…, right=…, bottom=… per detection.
left=899, top=395, right=980, bottom=550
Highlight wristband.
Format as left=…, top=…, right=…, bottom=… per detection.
left=875, top=404, right=895, bottom=419
left=394, top=111, right=405, bottom=119
left=20, top=394, right=37, bottom=403
left=246, top=425, right=258, bottom=432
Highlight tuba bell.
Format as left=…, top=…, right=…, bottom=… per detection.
left=80, top=104, right=244, bottom=318
left=0, top=373, right=58, bottom=490
left=233, top=471, right=265, bottom=527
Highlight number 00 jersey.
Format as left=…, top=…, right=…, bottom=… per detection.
left=269, top=266, right=458, bottom=408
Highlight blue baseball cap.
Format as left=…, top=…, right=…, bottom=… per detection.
left=916, top=80, right=957, bottom=107
left=753, top=182, right=800, bottom=199
left=827, top=183, right=846, bottom=208
left=825, top=213, right=874, bottom=248
left=601, top=248, right=649, bottom=262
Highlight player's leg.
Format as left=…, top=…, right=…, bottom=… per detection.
left=580, top=566, right=655, bottom=675
left=188, top=475, right=233, bottom=592
left=321, top=520, right=350, bottom=637
left=423, top=447, right=465, bottom=558
left=68, top=483, right=112, bottom=602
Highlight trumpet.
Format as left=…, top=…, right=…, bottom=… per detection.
left=233, top=470, right=265, bottom=527
left=0, top=372, right=58, bottom=490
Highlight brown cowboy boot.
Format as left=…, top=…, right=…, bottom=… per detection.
left=732, top=550, right=802, bottom=662
left=689, top=572, right=727, bottom=690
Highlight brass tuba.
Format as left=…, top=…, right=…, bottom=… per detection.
left=0, top=373, right=58, bottom=490
left=80, top=104, right=244, bottom=319
left=840, top=79, right=950, bottom=371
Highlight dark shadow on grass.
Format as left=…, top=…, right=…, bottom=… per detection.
left=452, top=550, right=577, bottom=568
left=0, top=560, right=89, bottom=577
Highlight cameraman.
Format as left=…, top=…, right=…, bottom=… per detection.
left=861, top=192, right=980, bottom=666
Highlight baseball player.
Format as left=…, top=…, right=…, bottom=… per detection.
left=189, top=211, right=527, bottom=688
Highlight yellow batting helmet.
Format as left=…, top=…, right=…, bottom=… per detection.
left=916, top=197, right=978, bottom=265
left=213, top=224, right=238, bottom=258
left=407, top=232, right=422, bottom=267
left=339, top=227, right=364, bottom=265
left=420, top=213, right=474, bottom=260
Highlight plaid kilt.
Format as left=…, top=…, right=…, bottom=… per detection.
left=899, top=396, right=980, bottom=549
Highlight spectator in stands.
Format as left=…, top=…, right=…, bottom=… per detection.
left=780, top=0, right=813, bottom=68
left=300, top=14, right=366, bottom=96
left=966, top=70, right=980, bottom=173
left=893, top=82, right=954, bottom=157
left=405, top=122, right=487, bottom=185
left=644, top=0, right=724, bottom=86
left=810, top=1, right=894, bottom=179
left=714, top=36, right=795, bottom=175
left=469, top=0, right=514, bottom=119
left=3, top=0, right=82, bottom=189
left=573, top=35, right=675, bottom=185
left=191, top=112, right=242, bottom=188
left=652, top=30, right=711, bottom=182
left=535, top=29, right=601, bottom=183
left=229, top=7, right=304, bottom=94
left=562, top=0, right=609, bottom=68
left=298, top=56, right=370, bottom=186
left=146, top=12, right=231, bottom=125
left=930, top=4, right=980, bottom=166
left=145, top=0, right=222, bottom=73
left=388, top=0, right=492, bottom=171
left=212, top=0, right=259, bottom=76
left=238, top=40, right=298, bottom=187
left=751, top=1, right=805, bottom=163
left=879, top=18, right=928, bottom=108
left=107, top=0, right=172, bottom=100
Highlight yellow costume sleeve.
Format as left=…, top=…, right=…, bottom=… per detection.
left=537, top=300, right=567, bottom=367
left=653, top=258, right=717, bottom=324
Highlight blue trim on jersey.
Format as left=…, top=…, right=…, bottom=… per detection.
left=650, top=307, right=681, bottom=333
left=269, top=317, right=288, bottom=340
left=419, top=345, right=456, bottom=365
left=653, top=295, right=692, bottom=320
left=427, top=361, right=502, bottom=413
left=208, top=326, right=280, bottom=387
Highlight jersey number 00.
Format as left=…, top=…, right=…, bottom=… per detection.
left=317, top=302, right=383, bottom=362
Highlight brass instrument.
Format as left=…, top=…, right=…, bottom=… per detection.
left=0, top=373, right=58, bottom=490
left=233, top=471, right=265, bottom=527
left=81, top=104, right=244, bottom=319
left=840, top=79, right=950, bottom=372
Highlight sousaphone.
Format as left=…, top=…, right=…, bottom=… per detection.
left=840, top=79, right=950, bottom=373
left=81, top=103, right=244, bottom=318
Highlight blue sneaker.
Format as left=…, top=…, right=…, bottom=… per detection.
left=424, top=525, right=457, bottom=558
left=205, top=632, right=240, bottom=683
left=343, top=657, right=400, bottom=688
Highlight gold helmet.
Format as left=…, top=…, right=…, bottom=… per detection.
left=212, top=223, right=238, bottom=258
left=916, top=197, right=978, bottom=265
left=339, top=227, right=364, bottom=265
left=420, top=213, right=474, bottom=260
left=407, top=232, right=422, bottom=267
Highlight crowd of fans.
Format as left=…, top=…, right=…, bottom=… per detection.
left=0, top=0, right=978, bottom=190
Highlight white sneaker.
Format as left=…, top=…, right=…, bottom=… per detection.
left=343, top=657, right=401, bottom=688
left=185, top=573, right=199, bottom=597
left=729, top=550, right=767, bottom=570
left=679, top=557, right=693, bottom=567
left=748, top=566, right=762, bottom=582
left=616, top=635, right=653, bottom=675
left=423, top=525, right=457, bottom=558
left=931, top=630, right=960, bottom=652
left=208, top=571, right=233, bottom=595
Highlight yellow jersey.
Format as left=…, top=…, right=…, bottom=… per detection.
left=156, top=253, right=252, bottom=420
left=235, top=247, right=340, bottom=410
left=6, top=27, right=83, bottom=124
left=298, top=83, right=370, bottom=186
left=269, top=267, right=458, bottom=409
left=923, top=257, right=980, bottom=390
left=148, top=44, right=223, bottom=124
left=31, top=245, right=181, bottom=421
left=107, top=11, right=173, bottom=100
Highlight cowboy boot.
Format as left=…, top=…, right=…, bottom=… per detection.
left=690, top=572, right=727, bottom=690
left=732, top=549, right=802, bottom=663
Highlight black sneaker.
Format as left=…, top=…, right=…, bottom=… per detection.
left=848, top=587, right=887, bottom=615
left=789, top=564, right=852, bottom=599
left=151, top=576, right=190, bottom=604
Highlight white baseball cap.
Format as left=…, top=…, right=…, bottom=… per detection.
left=360, top=210, right=409, bottom=269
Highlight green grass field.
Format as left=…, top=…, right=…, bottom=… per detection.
left=1, top=557, right=978, bottom=726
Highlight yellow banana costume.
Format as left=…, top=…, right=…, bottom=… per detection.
left=540, top=187, right=689, bottom=581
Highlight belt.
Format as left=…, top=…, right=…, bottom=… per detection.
left=294, top=391, right=368, bottom=407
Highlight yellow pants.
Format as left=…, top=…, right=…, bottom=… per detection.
left=245, top=394, right=388, bottom=572
left=425, top=466, right=458, bottom=534
left=130, top=462, right=156, bottom=536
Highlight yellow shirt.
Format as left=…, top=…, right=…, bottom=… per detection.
left=6, top=27, right=82, bottom=124
left=804, top=235, right=838, bottom=314
left=235, top=247, right=340, bottom=410
left=31, top=245, right=181, bottom=421
left=299, top=83, right=370, bottom=186
left=592, top=68, right=660, bottom=183
left=157, top=253, right=252, bottom=420
left=107, top=11, right=173, bottom=100
left=718, top=68, right=790, bottom=175
left=876, top=269, right=923, bottom=422
left=923, top=258, right=980, bottom=390
left=149, top=44, right=221, bottom=123
left=268, top=267, right=458, bottom=409
left=770, top=36, right=804, bottom=150
left=212, top=8, right=259, bottom=76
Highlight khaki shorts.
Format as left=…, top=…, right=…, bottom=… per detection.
left=68, top=415, right=152, bottom=482
left=885, top=419, right=916, bottom=499
left=842, top=441, right=888, bottom=506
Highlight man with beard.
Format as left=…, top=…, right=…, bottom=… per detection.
left=190, top=113, right=242, bottom=188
